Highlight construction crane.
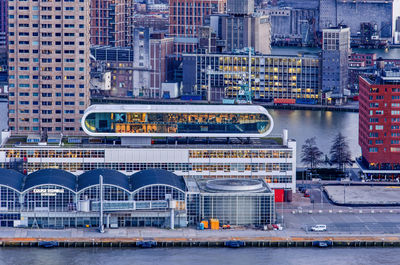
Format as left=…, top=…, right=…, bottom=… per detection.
left=205, top=47, right=254, bottom=104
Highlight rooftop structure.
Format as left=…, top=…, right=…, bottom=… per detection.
left=82, top=105, right=274, bottom=138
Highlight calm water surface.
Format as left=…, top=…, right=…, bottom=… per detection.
left=0, top=247, right=394, bottom=265
left=269, top=109, right=360, bottom=164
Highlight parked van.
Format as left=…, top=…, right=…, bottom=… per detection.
left=311, top=224, right=327, bottom=232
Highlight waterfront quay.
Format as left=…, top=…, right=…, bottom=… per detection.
left=260, top=102, right=359, bottom=113
left=2, top=209, right=400, bottom=248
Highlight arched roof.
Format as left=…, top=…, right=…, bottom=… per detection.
left=23, top=169, right=76, bottom=192
left=0, top=168, right=24, bottom=192
left=78, top=169, right=130, bottom=191
left=130, top=169, right=186, bottom=192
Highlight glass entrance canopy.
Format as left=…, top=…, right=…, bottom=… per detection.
left=82, top=105, right=274, bottom=138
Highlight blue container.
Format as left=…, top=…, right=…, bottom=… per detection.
left=181, top=95, right=202, bottom=101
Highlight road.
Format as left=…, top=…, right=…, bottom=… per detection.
left=284, top=212, right=400, bottom=234
left=347, top=167, right=361, bottom=181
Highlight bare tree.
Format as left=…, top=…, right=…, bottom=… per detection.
left=329, top=132, right=352, bottom=172
left=301, top=137, right=324, bottom=169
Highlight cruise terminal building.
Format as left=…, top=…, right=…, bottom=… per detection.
left=0, top=168, right=275, bottom=228
left=0, top=105, right=295, bottom=228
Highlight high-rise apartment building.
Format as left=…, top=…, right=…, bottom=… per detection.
left=133, top=28, right=174, bottom=98
left=169, top=0, right=226, bottom=56
left=358, top=66, right=400, bottom=181
left=150, top=33, right=174, bottom=95
left=226, top=0, right=253, bottom=15
left=209, top=0, right=271, bottom=55
left=216, top=13, right=271, bottom=54
left=90, top=0, right=131, bottom=46
left=321, top=26, right=350, bottom=104
left=90, top=0, right=113, bottom=46
left=8, top=0, right=90, bottom=135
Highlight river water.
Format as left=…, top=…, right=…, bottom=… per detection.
left=269, top=109, right=360, bottom=164
left=0, top=247, right=394, bottom=265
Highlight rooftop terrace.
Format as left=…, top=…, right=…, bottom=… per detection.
left=1, top=135, right=291, bottom=150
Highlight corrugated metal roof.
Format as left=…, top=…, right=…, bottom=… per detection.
left=78, top=168, right=130, bottom=191
left=0, top=168, right=24, bottom=192
left=130, top=169, right=186, bottom=192
left=23, top=169, right=76, bottom=191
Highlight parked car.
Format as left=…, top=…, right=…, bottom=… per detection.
left=298, top=185, right=306, bottom=193
left=311, top=224, right=327, bottom=232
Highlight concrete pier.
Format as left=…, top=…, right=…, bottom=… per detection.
left=0, top=235, right=399, bottom=248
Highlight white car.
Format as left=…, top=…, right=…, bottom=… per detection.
left=311, top=224, right=327, bottom=232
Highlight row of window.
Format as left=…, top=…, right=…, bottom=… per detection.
left=9, top=83, right=85, bottom=89
left=189, top=150, right=292, bottom=159
left=10, top=118, right=75, bottom=123
left=9, top=127, right=78, bottom=132
left=370, top=147, right=400, bottom=153
left=12, top=41, right=85, bottom=46
left=203, top=175, right=292, bottom=184
left=9, top=109, right=83, bottom=115
left=10, top=15, right=84, bottom=20
left=9, top=23, right=85, bottom=29
left=10, top=92, right=84, bottom=97
left=9, top=50, right=86, bottom=55
left=5, top=149, right=293, bottom=160
left=6, top=150, right=105, bottom=158
left=17, top=162, right=294, bottom=173
left=9, top=101, right=84, bottom=106
left=9, top=0, right=85, bottom=3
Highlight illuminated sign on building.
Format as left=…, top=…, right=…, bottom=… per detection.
left=33, top=189, right=64, bottom=196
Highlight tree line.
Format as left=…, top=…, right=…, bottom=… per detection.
left=301, top=132, right=352, bottom=172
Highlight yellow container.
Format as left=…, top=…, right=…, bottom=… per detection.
left=210, top=219, right=219, bottom=230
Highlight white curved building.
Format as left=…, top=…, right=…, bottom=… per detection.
left=0, top=104, right=296, bottom=205
left=82, top=104, right=274, bottom=138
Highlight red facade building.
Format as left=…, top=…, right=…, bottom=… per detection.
left=90, top=0, right=131, bottom=47
left=150, top=33, right=174, bottom=91
left=350, top=53, right=376, bottom=67
left=169, top=0, right=225, bottom=56
left=358, top=68, right=400, bottom=180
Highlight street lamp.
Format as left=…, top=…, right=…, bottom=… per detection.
left=99, top=174, right=104, bottom=233
left=343, top=183, right=346, bottom=204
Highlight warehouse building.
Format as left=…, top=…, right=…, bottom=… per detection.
left=183, top=52, right=320, bottom=102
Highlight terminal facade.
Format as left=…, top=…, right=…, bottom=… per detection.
left=0, top=168, right=275, bottom=228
